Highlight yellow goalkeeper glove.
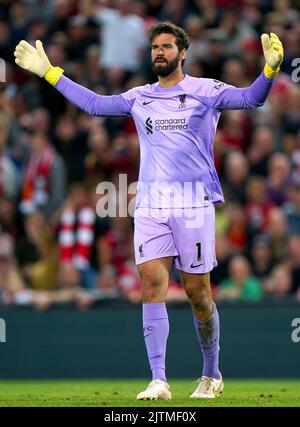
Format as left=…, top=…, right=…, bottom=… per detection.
left=261, top=33, right=284, bottom=78
left=14, top=40, right=64, bottom=85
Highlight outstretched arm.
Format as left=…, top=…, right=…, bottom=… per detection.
left=53, top=75, right=132, bottom=116
left=14, top=40, right=132, bottom=116
left=202, top=33, right=284, bottom=110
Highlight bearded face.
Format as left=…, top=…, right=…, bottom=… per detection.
left=151, top=33, right=185, bottom=78
left=151, top=52, right=181, bottom=77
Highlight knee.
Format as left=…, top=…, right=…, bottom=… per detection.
left=140, top=270, right=166, bottom=302
left=185, top=282, right=212, bottom=314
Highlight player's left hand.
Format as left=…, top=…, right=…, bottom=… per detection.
left=14, top=39, right=64, bottom=85
left=261, top=33, right=284, bottom=77
left=14, top=40, right=52, bottom=77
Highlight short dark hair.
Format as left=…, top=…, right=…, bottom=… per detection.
left=149, top=21, right=190, bottom=53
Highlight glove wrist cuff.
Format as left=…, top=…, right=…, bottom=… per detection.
left=44, top=66, right=64, bottom=85
left=264, top=63, right=280, bottom=79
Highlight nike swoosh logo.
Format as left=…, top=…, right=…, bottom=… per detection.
left=143, top=100, right=154, bottom=105
left=190, top=263, right=204, bottom=268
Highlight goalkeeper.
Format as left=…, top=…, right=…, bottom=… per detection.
left=14, top=22, right=283, bottom=400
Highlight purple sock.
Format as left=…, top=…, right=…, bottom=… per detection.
left=143, top=303, right=169, bottom=382
left=193, top=302, right=221, bottom=380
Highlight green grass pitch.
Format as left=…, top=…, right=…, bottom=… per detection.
left=0, top=379, right=299, bottom=407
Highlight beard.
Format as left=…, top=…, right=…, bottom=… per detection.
left=152, top=53, right=181, bottom=77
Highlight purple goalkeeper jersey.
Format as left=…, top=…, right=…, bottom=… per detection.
left=55, top=72, right=274, bottom=208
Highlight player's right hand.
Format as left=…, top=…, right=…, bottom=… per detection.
left=261, top=33, right=283, bottom=71
left=14, top=40, right=52, bottom=78
left=261, top=33, right=284, bottom=78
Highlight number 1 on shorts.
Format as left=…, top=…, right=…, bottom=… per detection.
left=196, top=242, right=201, bottom=261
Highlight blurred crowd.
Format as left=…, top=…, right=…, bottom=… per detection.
left=0, top=0, right=300, bottom=310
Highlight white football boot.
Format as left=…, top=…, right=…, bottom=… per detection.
left=190, top=375, right=224, bottom=399
left=136, top=379, right=172, bottom=400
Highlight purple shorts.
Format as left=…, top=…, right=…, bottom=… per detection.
left=133, top=204, right=217, bottom=274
